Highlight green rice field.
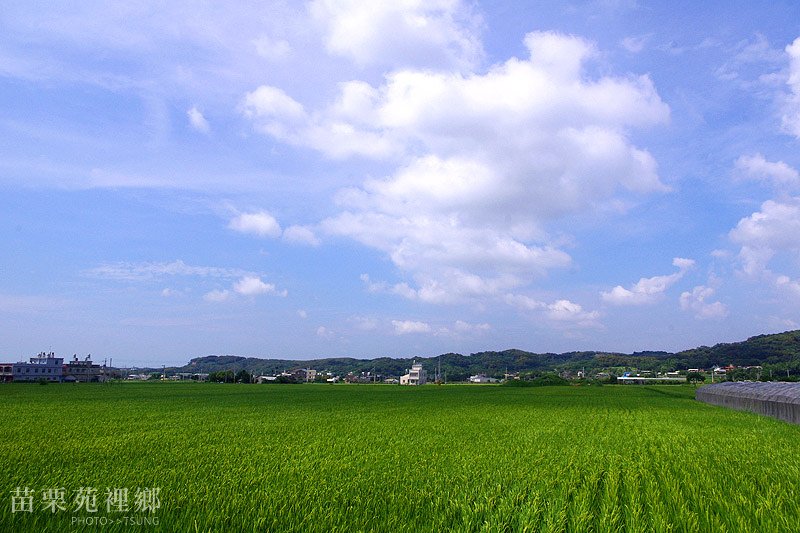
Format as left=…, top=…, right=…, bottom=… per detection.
left=2, top=382, right=799, bottom=532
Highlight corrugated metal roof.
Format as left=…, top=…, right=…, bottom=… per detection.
left=698, top=381, right=800, bottom=404
left=696, top=382, right=800, bottom=424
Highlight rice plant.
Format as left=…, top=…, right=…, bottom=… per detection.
left=1, top=383, right=798, bottom=532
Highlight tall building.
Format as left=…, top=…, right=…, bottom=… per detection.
left=400, top=362, right=427, bottom=385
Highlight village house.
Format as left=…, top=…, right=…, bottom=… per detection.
left=400, top=362, right=426, bottom=385
left=469, top=374, right=499, bottom=384
left=63, top=354, right=105, bottom=383
left=0, top=362, right=12, bottom=382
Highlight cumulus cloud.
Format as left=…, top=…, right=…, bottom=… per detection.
left=392, top=320, right=432, bottom=335
left=730, top=198, right=800, bottom=276
left=735, top=153, right=799, bottom=188
left=601, top=258, right=695, bottom=305
left=241, top=84, right=399, bottom=159
left=228, top=211, right=282, bottom=238
left=308, top=0, right=483, bottom=70
left=545, top=300, right=601, bottom=327
left=782, top=37, right=800, bottom=137
left=504, top=293, right=600, bottom=328
left=187, top=106, right=210, bottom=133
left=233, top=276, right=284, bottom=297
left=680, top=285, right=728, bottom=319
left=243, top=31, right=668, bottom=306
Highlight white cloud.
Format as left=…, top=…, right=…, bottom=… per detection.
left=240, top=86, right=308, bottom=141
left=601, top=258, right=695, bottom=305
left=545, top=300, right=601, bottom=327
left=187, top=106, right=210, bottom=133
left=504, top=293, right=600, bottom=328
left=0, top=2, right=301, bottom=97
left=392, top=320, right=432, bottom=335
left=241, top=83, right=399, bottom=159
left=228, top=211, right=282, bottom=238
left=233, top=276, right=284, bottom=297
left=297, top=309, right=308, bottom=319
left=735, top=153, right=799, bottom=188
left=283, top=225, right=321, bottom=246
left=680, top=286, right=728, bottom=319
left=308, top=0, right=483, bottom=70
left=782, top=37, right=800, bottom=137
left=453, top=320, right=491, bottom=333
left=730, top=198, right=800, bottom=276
left=503, top=293, right=546, bottom=311
left=161, top=288, right=182, bottom=297
left=203, top=289, right=230, bottom=302
left=90, top=260, right=286, bottom=301
left=246, top=32, right=669, bottom=305
left=87, top=260, right=249, bottom=281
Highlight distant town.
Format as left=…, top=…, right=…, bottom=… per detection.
left=0, top=351, right=781, bottom=386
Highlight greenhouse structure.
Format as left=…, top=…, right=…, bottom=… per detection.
left=696, top=381, right=800, bottom=425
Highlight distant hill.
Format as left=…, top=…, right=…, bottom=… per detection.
left=165, top=330, right=800, bottom=379
left=675, top=330, right=800, bottom=369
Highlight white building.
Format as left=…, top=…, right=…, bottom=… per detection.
left=400, top=362, right=427, bottom=385
left=13, top=352, right=63, bottom=382
left=469, top=374, right=499, bottom=384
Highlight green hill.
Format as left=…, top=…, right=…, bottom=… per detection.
left=166, top=330, right=800, bottom=379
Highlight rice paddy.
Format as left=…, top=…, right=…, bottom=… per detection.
left=2, top=382, right=799, bottom=532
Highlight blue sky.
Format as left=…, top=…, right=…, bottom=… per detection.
left=2, top=1, right=800, bottom=367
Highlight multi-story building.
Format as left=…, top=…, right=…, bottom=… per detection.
left=13, top=352, right=64, bottom=382
left=0, top=362, right=13, bottom=382
left=63, top=354, right=105, bottom=382
left=400, top=362, right=427, bottom=385
left=290, top=368, right=317, bottom=382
